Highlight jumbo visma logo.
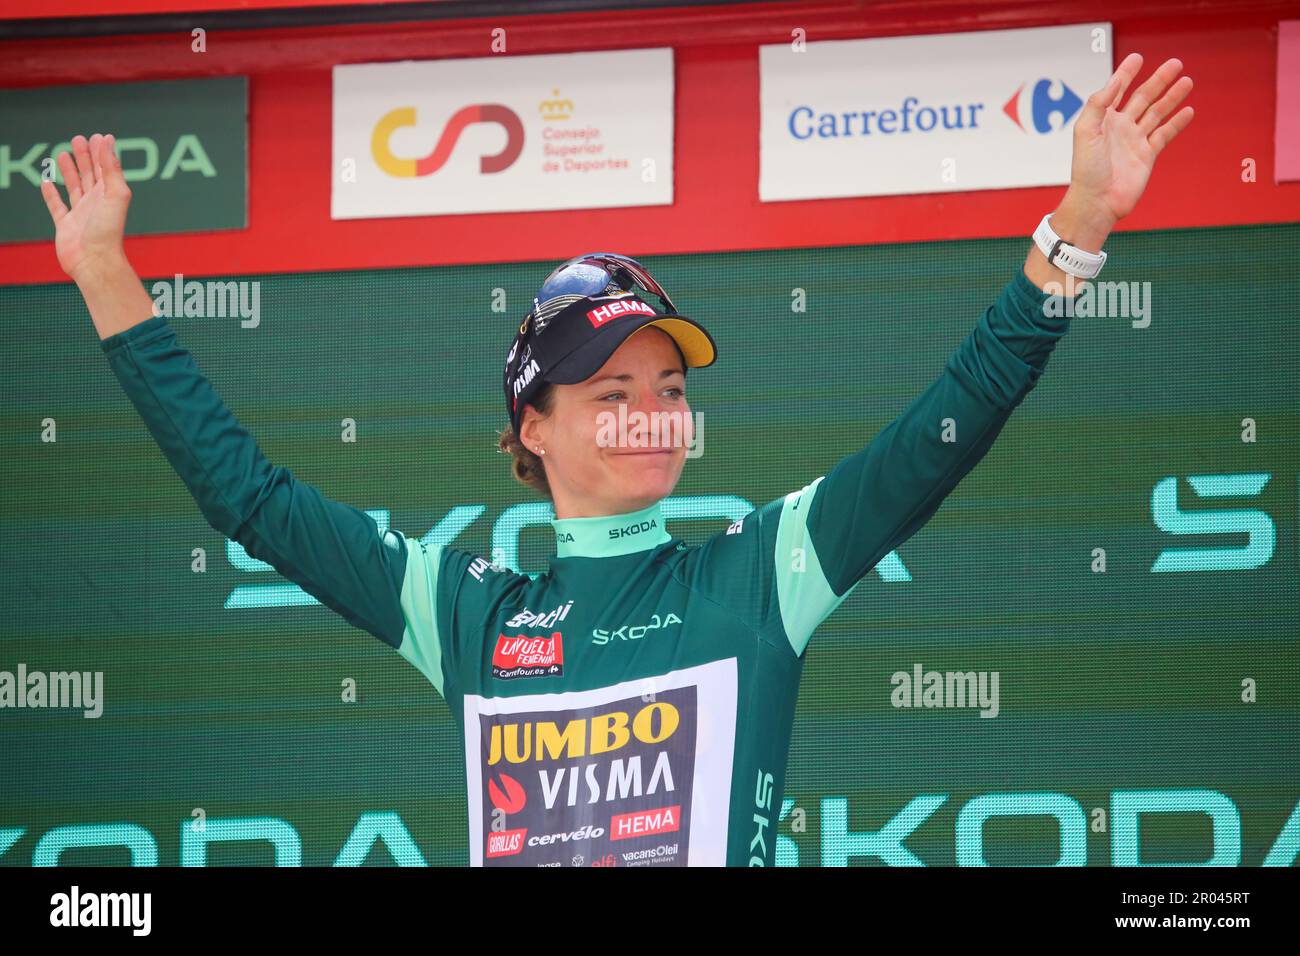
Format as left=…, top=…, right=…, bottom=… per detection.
left=1002, top=78, right=1084, bottom=134
left=371, top=104, right=524, bottom=177
left=484, top=700, right=684, bottom=824
left=488, top=772, right=527, bottom=814
left=486, top=702, right=681, bottom=767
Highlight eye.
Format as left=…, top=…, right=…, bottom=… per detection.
left=598, top=391, right=626, bottom=401
left=663, top=387, right=685, bottom=399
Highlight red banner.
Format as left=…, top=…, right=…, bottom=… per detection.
left=2, top=1, right=1297, bottom=285
left=0, top=0, right=406, bottom=20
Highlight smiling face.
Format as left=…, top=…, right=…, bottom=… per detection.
left=518, top=326, right=693, bottom=519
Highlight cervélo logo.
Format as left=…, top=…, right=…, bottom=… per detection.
left=492, top=632, right=564, bottom=680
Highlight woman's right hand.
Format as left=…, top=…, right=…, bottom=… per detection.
left=40, top=133, right=133, bottom=285
left=42, top=132, right=155, bottom=340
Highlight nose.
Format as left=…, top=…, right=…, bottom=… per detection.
left=624, top=388, right=689, bottom=449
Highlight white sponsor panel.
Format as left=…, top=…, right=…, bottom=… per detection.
left=463, top=659, right=737, bottom=866
left=332, top=48, right=673, bottom=218
left=760, top=23, right=1112, bottom=201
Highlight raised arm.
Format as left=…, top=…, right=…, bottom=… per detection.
left=768, top=53, right=1194, bottom=656
left=43, top=133, right=409, bottom=648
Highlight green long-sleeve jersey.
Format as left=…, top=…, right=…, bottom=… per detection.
left=100, top=265, right=1067, bottom=866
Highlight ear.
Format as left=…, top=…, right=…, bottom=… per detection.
left=518, top=403, right=549, bottom=454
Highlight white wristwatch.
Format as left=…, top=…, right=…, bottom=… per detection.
left=1033, top=212, right=1108, bottom=279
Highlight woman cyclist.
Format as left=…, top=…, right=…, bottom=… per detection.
left=42, top=53, right=1192, bottom=866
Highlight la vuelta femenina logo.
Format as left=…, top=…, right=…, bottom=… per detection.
left=492, top=632, right=565, bottom=680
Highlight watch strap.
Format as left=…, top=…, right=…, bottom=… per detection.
left=1033, top=212, right=1107, bottom=279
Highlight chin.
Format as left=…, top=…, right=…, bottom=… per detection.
left=606, top=455, right=682, bottom=504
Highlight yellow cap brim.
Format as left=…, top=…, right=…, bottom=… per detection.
left=643, top=317, right=717, bottom=369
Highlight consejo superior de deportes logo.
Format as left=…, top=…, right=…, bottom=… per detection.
left=371, top=103, right=525, bottom=177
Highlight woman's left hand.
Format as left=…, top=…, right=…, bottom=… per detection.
left=1064, top=52, right=1194, bottom=229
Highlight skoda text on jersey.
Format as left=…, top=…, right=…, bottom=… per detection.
left=100, top=267, right=1068, bottom=866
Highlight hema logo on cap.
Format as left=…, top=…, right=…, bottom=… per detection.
left=587, top=297, right=656, bottom=328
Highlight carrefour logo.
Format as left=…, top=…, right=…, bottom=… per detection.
left=786, top=78, right=1081, bottom=141
left=1002, top=78, right=1083, bottom=133
left=787, top=97, right=986, bottom=139
left=371, top=104, right=524, bottom=177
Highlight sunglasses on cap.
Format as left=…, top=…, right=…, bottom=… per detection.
left=522, top=252, right=678, bottom=336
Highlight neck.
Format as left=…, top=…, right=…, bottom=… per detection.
left=551, top=499, right=671, bottom=558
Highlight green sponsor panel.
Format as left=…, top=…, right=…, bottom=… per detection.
left=0, top=222, right=1296, bottom=864
left=0, top=76, right=247, bottom=243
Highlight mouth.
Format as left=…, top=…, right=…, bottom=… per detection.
left=609, top=449, right=676, bottom=457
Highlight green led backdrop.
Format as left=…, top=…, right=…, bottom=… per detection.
left=1, top=223, right=1297, bottom=866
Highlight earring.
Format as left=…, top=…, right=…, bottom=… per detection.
left=535, top=446, right=545, bottom=456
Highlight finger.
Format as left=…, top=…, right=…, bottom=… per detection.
left=1122, top=57, right=1184, bottom=123
left=1080, top=71, right=1121, bottom=129
left=40, top=179, right=68, bottom=224
left=102, top=133, right=126, bottom=194
left=1107, top=52, right=1144, bottom=109
left=1139, top=75, right=1192, bottom=138
left=1149, top=105, right=1194, bottom=157
left=86, top=133, right=105, bottom=188
left=1078, top=53, right=1137, bottom=129
left=91, top=133, right=106, bottom=184
left=72, top=134, right=95, bottom=193
left=57, top=145, right=82, bottom=205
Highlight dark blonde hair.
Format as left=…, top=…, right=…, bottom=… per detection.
left=497, top=380, right=556, bottom=498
